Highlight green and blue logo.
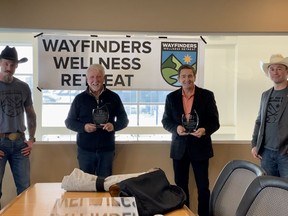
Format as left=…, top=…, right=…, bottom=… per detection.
left=161, top=42, right=198, bottom=87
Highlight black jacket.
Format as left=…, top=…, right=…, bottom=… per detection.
left=162, top=86, right=220, bottom=160
left=65, top=86, right=129, bottom=152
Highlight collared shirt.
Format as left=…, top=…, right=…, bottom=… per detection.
left=182, top=87, right=195, bottom=117
left=89, top=86, right=105, bottom=104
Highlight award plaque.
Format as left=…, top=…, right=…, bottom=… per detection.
left=92, top=105, right=109, bottom=128
left=182, top=109, right=199, bottom=133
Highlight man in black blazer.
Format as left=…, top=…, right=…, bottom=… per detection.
left=162, top=64, right=220, bottom=216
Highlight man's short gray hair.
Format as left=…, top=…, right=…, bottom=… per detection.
left=87, top=64, right=105, bottom=75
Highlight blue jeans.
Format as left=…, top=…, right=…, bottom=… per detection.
left=0, top=137, right=30, bottom=198
left=77, top=147, right=114, bottom=177
left=261, top=148, right=288, bottom=177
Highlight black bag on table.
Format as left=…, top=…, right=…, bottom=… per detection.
left=111, top=168, right=187, bottom=216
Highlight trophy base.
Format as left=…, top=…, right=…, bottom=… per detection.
left=186, top=129, right=197, bottom=133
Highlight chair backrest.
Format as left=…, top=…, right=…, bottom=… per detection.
left=235, top=175, right=288, bottom=216
left=209, top=160, right=265, bottom=216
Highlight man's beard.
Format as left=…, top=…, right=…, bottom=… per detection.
left=2, top=73, right=13, bottom=83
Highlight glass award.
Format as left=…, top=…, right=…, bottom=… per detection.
left=182, top=109, right=199, bottom=133
left=92, top=105, right=109, bottom=128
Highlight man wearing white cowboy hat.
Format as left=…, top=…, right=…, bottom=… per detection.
left=0, top=46, right=36, bottom=204
left=251, top=54, right=288, bottom=177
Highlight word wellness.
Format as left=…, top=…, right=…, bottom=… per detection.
left=53, top=56, right=141, bottom=70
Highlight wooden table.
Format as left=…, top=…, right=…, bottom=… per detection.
left=0, top=183, right=195, bottom=216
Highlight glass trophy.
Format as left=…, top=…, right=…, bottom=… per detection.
left=182, top=109, right=199, bottom=133
left=92, top=105, right=109, bottom=128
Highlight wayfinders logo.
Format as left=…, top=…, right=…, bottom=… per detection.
left=161, top=42, right=198, bottom=87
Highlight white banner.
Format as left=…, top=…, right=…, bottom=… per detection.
left=37, top=34, right=205, bottom=90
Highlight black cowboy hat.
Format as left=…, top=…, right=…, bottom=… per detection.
left=0, top=46, right=28, bottom=63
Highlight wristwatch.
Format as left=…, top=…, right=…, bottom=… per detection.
left=29, top=137, right=36, bottom=142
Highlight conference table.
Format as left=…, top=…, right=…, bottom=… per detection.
left=0, top=183, right=195, bottom=216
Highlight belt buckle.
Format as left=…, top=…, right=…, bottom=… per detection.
left=8, top=133, right=20, bottom=141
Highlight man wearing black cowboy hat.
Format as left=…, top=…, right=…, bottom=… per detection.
left=0, top=46, right=36, bottom=203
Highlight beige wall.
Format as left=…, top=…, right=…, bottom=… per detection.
left=0, top=0, right=288, bottom=33
left=2, top=141, right=258, bottom=213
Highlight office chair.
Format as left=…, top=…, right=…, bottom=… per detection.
left=209, top=160, right=265, bottom=216
left=235, top=175, right=288, bottom=216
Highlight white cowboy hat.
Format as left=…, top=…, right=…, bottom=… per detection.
left=260, top=54, right=288, bottom=75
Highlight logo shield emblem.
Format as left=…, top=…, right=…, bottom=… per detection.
left=161, top=42, right=198, bottom=87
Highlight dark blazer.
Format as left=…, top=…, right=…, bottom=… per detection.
left=252, top=87, right=288, bottom=155
left=162, top=86, right=220, bottom=161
